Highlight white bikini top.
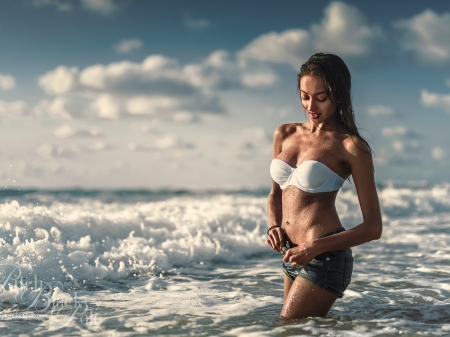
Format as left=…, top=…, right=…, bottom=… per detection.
left=270, top=159, right=345, bottom=193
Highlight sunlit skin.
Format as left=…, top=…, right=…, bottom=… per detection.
left=266, top=75, right=382, bottom=319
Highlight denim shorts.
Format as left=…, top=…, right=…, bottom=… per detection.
left=282, top=228, right=353, bottom=298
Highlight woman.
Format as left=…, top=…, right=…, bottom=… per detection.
left=266, top=53, right=382, bottom=319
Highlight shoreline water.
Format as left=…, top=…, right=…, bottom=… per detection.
left=1, top=184, right=450, bottom=335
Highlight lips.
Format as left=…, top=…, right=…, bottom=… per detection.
left=310, top=113, right=321, bottom=119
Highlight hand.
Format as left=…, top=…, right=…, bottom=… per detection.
left=282, top=241, right=318, bottom=267
left=266, top=226, right=284, bottom=253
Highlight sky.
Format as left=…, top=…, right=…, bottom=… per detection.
left=0, top=0, right=449, bottom=189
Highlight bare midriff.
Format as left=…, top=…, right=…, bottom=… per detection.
left=281, top=186, right=342, bottom=246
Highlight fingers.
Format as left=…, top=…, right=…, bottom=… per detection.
left=266, top=236, right=275, bottom=250
left=266, top=228, right=284, bottom=253
left=271, top=230, right=281, bottom=251
left=283, top=249, right=291, bottom=262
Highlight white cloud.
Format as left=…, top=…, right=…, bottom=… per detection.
left=39, top=66, right=79, bottom=95
left=223, top=128, right=271, bottom=159
left=172, top=111, right=194, bottom=123
left=39, top=53, right=277, bottom=96
left=382, top=126, right=421, bottom=139
left=204, top=50, right=231, bottom=68
left=0, top=100, right=35, bottom=119
left=392, top=140, right=403, bottom=152
left=36, top=143, right=54, bottom=159
left=129, top=120, right=162, bottom=134
left=184, top=16, right=211, bottom=31
left=29, top=0, right=72, bottom=11
left=82, top=141, right=112, bottom=152
left=239, top=29, right=311, bottom=69
left=54, top=125, right=102, bottom=138
left=239, top=1, right=383, bottom=68
left=382, top=126, right=407, bottom=137
left=128, top=134, right=194, bottom=152
left=421, top=89, right=450, bottom=112
left=391, top=140, right=420, bottom=153
left=394, top=10, right=450, bottom=65
left=311, top=1, right=383, bottom=57
left=366, top=105, right=394, bottom=117
left=90, top=94, right=122, bottom=120
left=38, top=51, right=278, bottom=121
left=432, top=147, right=446, bottom=161
left=29, top=0, right=120, bottom=15
left=49, top=97, right=82, bottom=119
left=0, top=74, right=16, bottom=90
left=240, top=71, right=279, bottom=89
left=265, top=105, right=296, bottom=117
left=126, top=96, right=178, bottom=116
left=114, top=39, right=143, bottom=54
left=81, top=0, right=117, bottom=15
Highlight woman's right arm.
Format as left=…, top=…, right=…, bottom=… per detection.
left=266, top=125, right=286, bottom=253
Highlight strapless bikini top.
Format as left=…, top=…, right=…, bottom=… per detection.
left=270, top=159, right=345, bottom=193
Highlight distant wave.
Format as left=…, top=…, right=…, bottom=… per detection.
left=1, top=182, right=449, bottom=289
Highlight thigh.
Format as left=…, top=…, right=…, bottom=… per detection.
left=280, top=277, right=338, bottom=319
left=283, top=274, right=294, bottom=300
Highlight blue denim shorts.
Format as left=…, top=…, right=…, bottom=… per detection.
left=282, top=228, right=353, bottom=298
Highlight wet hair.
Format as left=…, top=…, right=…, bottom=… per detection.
left=298, top=53, right=373, bottom=155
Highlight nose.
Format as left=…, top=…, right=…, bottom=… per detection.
left=306, top=98, right=318, bottom=113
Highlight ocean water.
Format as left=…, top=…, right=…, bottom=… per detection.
left=1, top=183, right=450, bottom=336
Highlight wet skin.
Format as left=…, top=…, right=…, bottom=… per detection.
left=266, top=75, right=383, bottom=319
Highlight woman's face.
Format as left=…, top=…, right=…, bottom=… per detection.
left=299, top=75, right=337, bottom=123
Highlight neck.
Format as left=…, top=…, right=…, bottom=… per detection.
left=307, top=114, right=341, bottom=134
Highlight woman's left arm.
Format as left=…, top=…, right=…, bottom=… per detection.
left=313, top=137, right=383, bottom=254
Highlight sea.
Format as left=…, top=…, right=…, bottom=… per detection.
left=0, top=182, right=449, bottom=336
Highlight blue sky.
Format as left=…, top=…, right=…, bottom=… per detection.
left=0, top=0, right=449, bottom=189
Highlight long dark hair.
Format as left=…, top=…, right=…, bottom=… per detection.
left=298, top=53, right=373, bottom=155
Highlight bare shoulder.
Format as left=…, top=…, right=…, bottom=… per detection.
left=273, top=123, right=299, bottom=140
left=342, top=134, right=371, bottom=159
left=272, top=123, right=299, bottom=157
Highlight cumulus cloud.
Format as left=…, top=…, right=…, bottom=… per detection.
left=391, top=140, right=421, bottom=153
left=82, top=141, right=112, bottom=152
left=222, top=128, right=272, bottom=159
left=37, top=50, right=278, bottom=121
left=0, top=74, right=16, bottom=90
left=421, top=89, right=450, bottom=112
left=36, top=140, right=112, bottom=159
left=39, top=66, right=79, bottom=95
left=239, top=1, right=383, bottom=68
left=432, top=147, right=446, bottom=161
left=239, top=29, right=311, bottom=68
left=366, top=105, right=394, bottom=117
left=394, top=10, right=450, bottom=65
left=183, top=15, right=211, bottom=31
left=311, top=1, right=383, bottom=57
left=81, top=0, right=118, bottom=15
left=54, top=124, right=102, bottom=138
left=129, top=120, right=162, bottom=134
left=382, top=126, right=422, bottom=139
left=114, top=39, right=143, bottom=54
left=240, top=71, right=279, bottom=89
left=28, top=0, right=119, bottom=14
left=89, top=94, right=122, bottom=119
left=0, top=100, right=35, bottom=119
left=128, top=134, right=194, bottom=152
left=265, top=105, right=296, bottom=117
left=36, top=143, right=75, bottom=159
left=28, top=0, right=72, bottom=11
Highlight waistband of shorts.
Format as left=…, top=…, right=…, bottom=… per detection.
left=317, top=227, right=346, bottom=238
